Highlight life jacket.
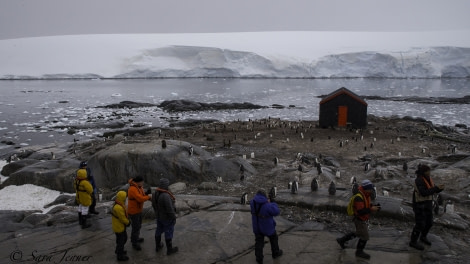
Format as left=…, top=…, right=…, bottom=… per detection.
left=413, top=175, right=435, bottom=203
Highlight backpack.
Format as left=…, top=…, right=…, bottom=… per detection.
left=347, top=192, right=363, bottom=216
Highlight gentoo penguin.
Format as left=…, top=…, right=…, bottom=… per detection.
left=188, top=145, right=194, bottom=156
left=273, top=157, right=279, bottom=166
left=240, top=193, right=248, bottom=205
left=328, top=181, right=336, bottom=195
left=364, top=163, right=370, bottom=171
left=291, top=181, right=298, bottom=194
left=269, top=187, right=277, bottom=199
left=317, top=164, right=323, bottom=175
left=311, top=178, right=319, bottom=191
left=403, top=162, right=408, bottom=172
left=162, top=140, right=167, bottom=149
left=350, top=176, right=357, bottom=185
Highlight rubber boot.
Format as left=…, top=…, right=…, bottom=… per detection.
left=409, top=230, right=424, bottom=250
left=155, top=235, right=164, bottom=252
left=420, top=233, right=432, bottom=246
left=81, top=215, right=92, bottom=229
left=355, top=239, right=370, bottom=259
left=78, top=212, right=83, bottom=226
left=336, top=232, right=356, bottom=249
left=117, top=254, right=129, bottom=261
left=165, top=239, right=179, bottom=255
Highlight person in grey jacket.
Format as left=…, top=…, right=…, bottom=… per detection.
left=152, top=178, right=178, bottom=255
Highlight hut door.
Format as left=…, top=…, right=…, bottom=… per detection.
left=338, top=106, right=348, bottom=127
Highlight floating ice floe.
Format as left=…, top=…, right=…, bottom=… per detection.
left=111, top=93, right=122, bottom=97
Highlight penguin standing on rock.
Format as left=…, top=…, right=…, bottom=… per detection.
left=273, top=157, right=279, bottom=166
left=316, top=163, right=322, bottom=175
left=188, top=145, right=194, bottom=156
left=328, top=181, right=336, bottom=195
left=240, top=193, right=248, bottom=205
left=269, top=187, right=277, bottom=200
left=291, top=181, right=298, bottom=194
left=311, top=178, right=319, bottom=191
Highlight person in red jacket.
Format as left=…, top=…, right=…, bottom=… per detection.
left=127, top=176, right=151, bottom=250
left=336, top=179, right=380, bottom=259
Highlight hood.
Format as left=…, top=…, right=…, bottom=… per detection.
left=76, top=169, right=87, bottom=180
left=116, top=191, right=127, bottom=203
left=253, top=193, right=268, bottom=204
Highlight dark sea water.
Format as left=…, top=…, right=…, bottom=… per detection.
left=0, top=78, right=469, bottom=157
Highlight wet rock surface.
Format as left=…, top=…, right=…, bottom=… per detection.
left=1, top=114, right=470, bottom=263
left=1, top=191, right=468, bottom=263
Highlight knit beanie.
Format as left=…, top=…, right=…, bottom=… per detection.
left=361, top=179, right=375, bottom=190
left=133, top=176, right=144, bottom=183
left=159, top=178, right=170, bottom=190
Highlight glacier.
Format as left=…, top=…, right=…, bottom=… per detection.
left=0, top=32, right=469, bottom=79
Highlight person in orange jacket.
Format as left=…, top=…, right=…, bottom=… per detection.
left=336, top=179, right=380, bottom=260
left=127, top=176, right=151, bottom=250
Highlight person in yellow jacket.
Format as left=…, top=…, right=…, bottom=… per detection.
left=112, top=191, right=131, bottom=261
left=74, top=168, right=93, bottom=229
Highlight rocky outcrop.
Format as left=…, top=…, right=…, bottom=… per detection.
left=2, top=159, right=80, bottom=193
left=1, top=139, right=256, bottom=193
left=158, top=100, right=266, bottom=112
left=89, top=139, right=256, bottom=188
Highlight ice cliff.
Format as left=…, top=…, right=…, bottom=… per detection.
left=1, top=33, right=469, bottom=79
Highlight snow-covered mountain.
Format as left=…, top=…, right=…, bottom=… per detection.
left=1, top=31, right=469, bottom=79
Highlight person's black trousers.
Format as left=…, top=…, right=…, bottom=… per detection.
left=129, top=213, right=142, bottom=245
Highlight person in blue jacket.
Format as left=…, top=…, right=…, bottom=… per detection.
left=250, top=189, right=283, bottom=264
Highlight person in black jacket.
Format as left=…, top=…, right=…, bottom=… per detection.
left=152, top=178, right=178, bottom=255
left=409, top=164, right=444, bottom=250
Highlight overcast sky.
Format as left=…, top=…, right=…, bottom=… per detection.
left=1, top=0, right=470, bottom=40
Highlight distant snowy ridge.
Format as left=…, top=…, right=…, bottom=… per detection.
left=1, top=32, right=469, bottom=79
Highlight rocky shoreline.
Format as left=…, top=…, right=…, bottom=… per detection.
left=1, top=113, right=470, bottom=263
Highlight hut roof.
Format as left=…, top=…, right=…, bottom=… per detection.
left=319, top=87, right=368, bottom=106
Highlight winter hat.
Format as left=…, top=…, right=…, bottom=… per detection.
left=361, top=179, right=375, bottom=190
left=415, top=164, right=431, bottom=176
left=159, top=178, right=170, bottom=190
left=257, top=188, right=267, bottom=197
left=133, top=176, right=144, bottom=183
left=79, top=161, right=87, bottom=168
